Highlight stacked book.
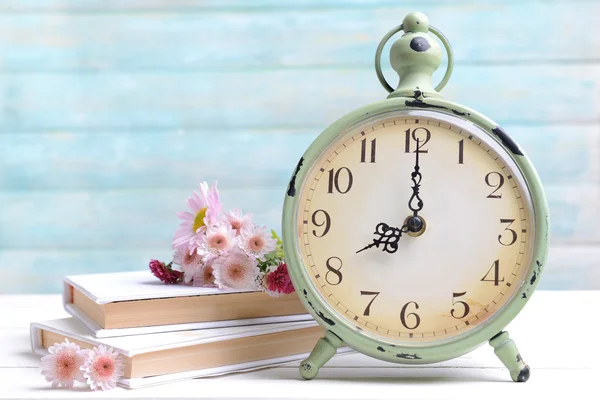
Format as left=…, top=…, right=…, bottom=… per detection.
left=30, top=271, right=342, bottom=388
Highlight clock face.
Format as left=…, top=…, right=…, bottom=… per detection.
left=295, top=110, right=535, bottom=345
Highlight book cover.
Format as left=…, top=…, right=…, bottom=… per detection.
left=31, top=317, right=351, bottom=389
left=63, top=271, right=312, bottom=337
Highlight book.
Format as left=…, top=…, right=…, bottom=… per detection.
left=63, top=271, right=311, bottom=337
left=31, top=318, right=350, bottom=389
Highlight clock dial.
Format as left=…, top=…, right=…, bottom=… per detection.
left=296, top=111, right=534, bottom=344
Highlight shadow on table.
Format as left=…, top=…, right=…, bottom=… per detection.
left=254, top=366, right=509, bottom=384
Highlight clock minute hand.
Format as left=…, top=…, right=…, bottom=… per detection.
left=356, top=222, right=409, bottom=254
left=408, top=138, right=424, bottom=216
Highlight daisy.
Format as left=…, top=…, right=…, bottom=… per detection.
left=197, top=222, right=237, bottom=262
left=81, top=345, right=124, bottom=391
left=173, top=248, right=204, bottom=284
left=40, top=339, right=86, bottom=388
left=172, top=182, right=222, bottom=253
left=239, top=225, right=277, bottom=260
left=213, top=251, right=260, bottom=290
left=223, top=209, right=253, bottom=235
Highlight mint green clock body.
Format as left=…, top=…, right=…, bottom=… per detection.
left=282, top=12, right=549, bottom=382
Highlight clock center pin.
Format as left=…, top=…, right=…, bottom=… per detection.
left=404, top=215, right=426, bottom=237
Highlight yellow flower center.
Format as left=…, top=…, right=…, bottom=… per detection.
left=192, top=207, right=208, bottom=232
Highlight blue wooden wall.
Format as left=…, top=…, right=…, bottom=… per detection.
left=1, top=0, right=599, bottom=293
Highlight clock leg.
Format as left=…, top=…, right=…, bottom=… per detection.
left=299, top=331, right=343, bottom=380
left=489, top=331, right=530, bottom=382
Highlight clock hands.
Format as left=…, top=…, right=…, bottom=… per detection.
left=408, top=138, right=424, bottom=217
left=356, top=222, right=409, bottom=254
left=357, top=139, right=427, bottom=254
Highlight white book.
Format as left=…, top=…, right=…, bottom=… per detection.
left=63, top=271, right=312, bottom=337
left=31, top=317, right=351, bottom=389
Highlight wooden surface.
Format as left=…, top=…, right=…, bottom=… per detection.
left=1, top=0, right=600, bottom=292
left=1, top=291, right=598, bottom=399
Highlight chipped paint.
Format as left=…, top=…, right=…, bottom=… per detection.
left=410, top=37, right=431, bottom=52
left=491, top=126, right=524, bottom=156
left=517, top=365, right=530, bottom=382
left=317, top=311, right=335, bottom=326
left=404, top=99, right=447, bottom=110
left=377, top=346, right=385, bottom=352
left=287, top=157, right=304, bottom=197
left=395, top=353, right=422, bottom=360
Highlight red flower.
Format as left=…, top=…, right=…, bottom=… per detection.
left=149, top=259, right=183, bottom=284
left=266, top=263, right=295, bottom=294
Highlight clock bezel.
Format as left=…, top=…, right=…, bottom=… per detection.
left=282, top=96, right=550, bottom=364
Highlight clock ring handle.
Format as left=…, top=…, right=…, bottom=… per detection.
left=375, top=19, right=454, bottom=95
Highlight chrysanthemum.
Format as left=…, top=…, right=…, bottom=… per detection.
left=239, top=225, right=277, bottom=260
left=192, top=262, right=217, bottom=287
left=266, top=263, right=295, bottom=295
left=81, top=345, right=124, bottom=391
left=172, top=181, right=222, bottom=253
left=197, top=222, right=237, bottom=262
left=173, top=248, right=204, bottom=284
left=223, top=209, right=254, bottom=235
left=40, top=339, right=86, bottom=388
left=213, top=251, right=260, bottom=290
left=149, top=259, right=182, bottom=284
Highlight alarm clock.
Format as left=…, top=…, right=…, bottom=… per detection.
left=282, top=12, right=549, bottom=382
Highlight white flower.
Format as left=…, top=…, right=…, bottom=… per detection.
left=213, top=250, right=260, bottom=290
left=239, top=225, right=277, bottom=260
left=40, top=339, right=86, bottom=388
left=223, top=209, right=254, bottom=235
left=197, top=222, right=237, bottom=262
left=81, top=345, right=124, bottom=391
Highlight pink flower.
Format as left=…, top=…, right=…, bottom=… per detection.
left=197, top=222, right=237, bottom=262
left=81, top=345, right=124, bottom=391
left=192, top=262, right=217, bottom=287
left=40, top=339, right=86, bottom=388
left=149, top=259, right=182, bottom=284
left=213, top=251, right=260, bottom=290
left=223, top=209, right=253, bottom=235
left=173, top=248, right=204, bottom=284
left=173, top=182, right=222, bottom=253
left=239, top=225, right=277, bottom=260
left=266, top=263, right=295, bottom=295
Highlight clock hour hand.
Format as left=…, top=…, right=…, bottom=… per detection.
left=356, top=222, right=409, bottom=254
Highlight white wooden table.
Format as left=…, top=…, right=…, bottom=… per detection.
left=1, top=291, right=598, bottom=399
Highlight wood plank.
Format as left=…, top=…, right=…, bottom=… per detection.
left=2, top=124, right=596, bottom=191
left=1, top=2, right=598, bottom=71
left=0, top=1, right=590, bottom=12
left=2, top=292, right=597, bottom=398
left=1, top=185, right=599, bottom=250
left=0, top=65, right=598, bottom=131
left=1, top=245, right=598, bottom=293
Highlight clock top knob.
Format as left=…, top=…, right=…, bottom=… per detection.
left=375, top=12, right=453, bottom=99
left=402, top=11, right=429, bottom=33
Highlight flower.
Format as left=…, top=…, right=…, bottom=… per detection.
left=40, top=339, right=86, bottom=388
left=192, top=262, right=217, bottom=287
left=173, top=248, right=204, bottom=284
left=149, top=259, right=183, bottom=284
left=81, top=345, right=124, bottom=391
left=197, top=222, right=237, bottom=262
left=239, top=225, right=277, bottom=260
left=173, top=182, right=222, bottom=253
left=266, top=263, right=295, bottom=295
left=223, top=209, right=253, bottom=235
left=213, top=250, right=260, bottom=290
